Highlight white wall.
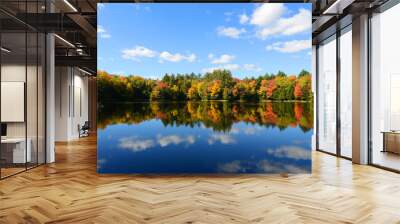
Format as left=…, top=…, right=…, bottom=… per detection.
left=1, top=64, right=27, bottom=138
left=1, top=63, right=46, bottom=164
left=54, top=67, right=89, bottom=141
left=55, top=66, right=70, bottom=141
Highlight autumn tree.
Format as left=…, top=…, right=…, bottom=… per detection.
left=97, top=69, right=312, bottom=103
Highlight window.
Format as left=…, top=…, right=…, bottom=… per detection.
left=317, top=35, right=337, bottom=154
left=370, top=3, right=400, bottom=171
left=339, top=26, right=352, bottom=158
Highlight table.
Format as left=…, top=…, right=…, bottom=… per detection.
left=1, top=138, right=31, bottom=163
left=381, top=131, right=400, bottom=154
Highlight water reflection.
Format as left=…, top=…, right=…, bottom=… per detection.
left=98, top=101, right=313, bottom=132
left=98, top=101, right=313, bottom=174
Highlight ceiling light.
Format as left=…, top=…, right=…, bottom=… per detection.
left=54, top=34, right=75, bottom=48
left=1, top=47, right=11, bottom=53
left=78, top=67, right=93, bottom=76
left=63, top=0, right=78, bottom=12
left=323, top=0, right=355, bottom=15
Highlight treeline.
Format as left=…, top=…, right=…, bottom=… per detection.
left=97, top=69, right=312, bottom=102
left=98, top=101, right=313, bottom=133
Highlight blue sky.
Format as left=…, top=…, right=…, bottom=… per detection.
left=98, top=3, right=311, bottom=79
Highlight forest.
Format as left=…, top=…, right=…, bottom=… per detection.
left=97, top=69, right=312, bottom=102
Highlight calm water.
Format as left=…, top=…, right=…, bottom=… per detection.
left=97, top=101, right=313, bottom=174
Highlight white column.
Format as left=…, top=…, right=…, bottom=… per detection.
left=46, top=32, right=55, bottom=163
left=352, top=14, right=369, bottom=164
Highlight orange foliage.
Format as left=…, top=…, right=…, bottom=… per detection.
left=294, top=103, right=303, bottom=121
left=294, top=83, right=303, bottom=99
left=267, top=80, right=277, bottom=98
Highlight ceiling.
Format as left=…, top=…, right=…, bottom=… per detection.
left=0, top=0, right=98, bottom=73
left=311, top=0, right=390, bottom=43
left=0, top=0, right=394, bottom=72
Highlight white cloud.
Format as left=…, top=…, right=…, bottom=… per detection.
left=250, top=3, right=286, bottom=27
left=97, top=25, right=105, bottom=33
left=210, top=54, right=235, bottom=64
left=224, top=64, right=240, bottom=71
left=97, top=25, right=111, bottom=39
left=266, top=145, right=311, bottom=160
left=257, top=160, right=281, bottom=173
left=256, top=8, right=311, bottom=39
left=122, top=46, right=157, bottom=61
left=266, top=39, right=310, bottom=53
left=97, top=3, right=105, bottom=9
left=118, top=135, right=196, bottom=152
left=230, top=127, right=240, bottom=134
left=257, top=159, right=309, bottom=173
left=217, top=27, right=246, bottom=39
left=218, top=161, right=244, bottom=173
left=118, top=136, right=155, bottom=152
left=243, top=64, right=262, bottom=72
left=202, top=64, right=240, bottom=73
left=100, top=33, right=111, bottom=39
left=159, top=51, right=196, bottom=63
left=239, top=13, right=249, bottom=24
left=157, top=135, right=196, bottom=147
left=208, top=134, right=236, bottom=145
left=122, top=47, right=196, bottom=63
left=243, top=126, right=262, bottom=135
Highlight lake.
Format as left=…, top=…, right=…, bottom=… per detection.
left=97, top=101, right=313, bottom=174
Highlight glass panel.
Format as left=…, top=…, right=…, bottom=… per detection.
left=26, top=0, right=39, bottom=169
left=27, top=30, right=38, bottom=169
left=340, top=27, right=352, bottom=158
left=317, top=35, right=337, bottom=154
left=1, top=30, right=27, bottom=177
left=0, top=1, right=46, bottom=178
left=38, top=32, right=45, bottom=165
left=371, top=4, right=400, bottom=171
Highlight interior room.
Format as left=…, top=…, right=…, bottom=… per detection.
left=370, top=2, right=400, bottom=171
left=0, top=10, right=46, bottom=178
left=0, top=0, right=96, bottom=179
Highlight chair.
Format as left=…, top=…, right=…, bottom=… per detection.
left=78, top=121, right=90, bottom=138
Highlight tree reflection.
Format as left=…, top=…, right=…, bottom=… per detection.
left=98, top=101, right=313, bottom=132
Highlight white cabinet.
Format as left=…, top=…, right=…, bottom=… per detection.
left=1, top=138, right=32, bottom=163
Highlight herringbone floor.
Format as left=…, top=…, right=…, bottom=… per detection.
left=1, top=136, right=400, bottom=224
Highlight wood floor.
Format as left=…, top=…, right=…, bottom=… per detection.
left=1, top=136, right=400, bottom=224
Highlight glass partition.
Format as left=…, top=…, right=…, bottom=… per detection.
left=27, top=30, right=38, bottom=169
left=0, top=1, right=46, bottom=179
left=339, top=26, right=352, bottom=158
left=370, top=3, right=400, bottom=171
left=38, top=32, right=45, bottom=165
left=317, top=35, right=337, bottom=154
left=1, top=30, right=28, bottom=177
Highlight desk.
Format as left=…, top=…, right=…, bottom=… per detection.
left=1, top=138, right=31, bottom=163
left=381, top=131, right=400, bottom=154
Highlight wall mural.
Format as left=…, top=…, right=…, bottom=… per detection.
left=97, top=3, right=313, bottom=174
